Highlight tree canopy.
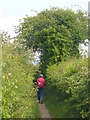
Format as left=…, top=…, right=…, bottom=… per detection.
left=15, top=8, right=88, bottom=74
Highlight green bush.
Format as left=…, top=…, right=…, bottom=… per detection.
left=46, top=57, right=88, bottom=118
left=2, top=43, right=40, bottom=118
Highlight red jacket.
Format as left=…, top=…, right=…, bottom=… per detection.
left=37, top=77, right=45, bottom=89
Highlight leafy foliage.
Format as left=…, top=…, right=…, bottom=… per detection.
left=46, top=57, right=88, bottom=118
left=1, top=7, right=88, bottom=119
left=0, top=32, right=2, bottom=119
left=0, top=31, right=11, bottom=43
left=2, top=41, right=40, bottom=118
left=15, top=8, right=88, bottom=75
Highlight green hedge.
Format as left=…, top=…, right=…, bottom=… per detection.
left=45, top=58, right=88, bottom=118
left=2, top=43, right=40, bottom=118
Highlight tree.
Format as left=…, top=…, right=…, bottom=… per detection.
left=15, top=8, right=88, bottom=75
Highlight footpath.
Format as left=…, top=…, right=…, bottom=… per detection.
left=39, top=103, right=51, bottom=119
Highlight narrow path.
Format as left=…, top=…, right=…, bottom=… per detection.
left=39, top=103, right=51, bottom=119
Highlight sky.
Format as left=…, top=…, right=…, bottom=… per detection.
left=0, top=0, right=89, bottom=38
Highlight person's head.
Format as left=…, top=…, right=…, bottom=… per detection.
left=40, top=74, right=43, bottom=77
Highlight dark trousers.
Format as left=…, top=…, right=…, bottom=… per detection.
left=38, top=88, right=44, bottom=102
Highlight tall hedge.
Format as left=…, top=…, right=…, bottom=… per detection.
left=2, top=41, right=39, bottom=118
left=46, top=58, right=88, bottom=118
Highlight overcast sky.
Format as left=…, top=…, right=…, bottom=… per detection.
left=0, top=0, right=89, bottom=37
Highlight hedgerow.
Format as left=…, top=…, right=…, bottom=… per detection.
left=2, top=42, right=39, bottom=118
left=46, top=57, right=88, bottom=118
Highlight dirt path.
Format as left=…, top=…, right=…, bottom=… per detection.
left=39, top=103, right=51, bottom=119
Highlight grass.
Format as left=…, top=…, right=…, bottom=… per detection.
left=44, top=87, right=80, bottom=118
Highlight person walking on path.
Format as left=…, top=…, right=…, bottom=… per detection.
left=37, top=74, right=45, bottom=104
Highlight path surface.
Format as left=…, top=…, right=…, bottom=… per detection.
left=39, top=103, right=51, bottom=119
